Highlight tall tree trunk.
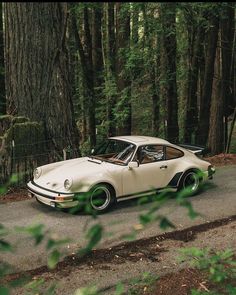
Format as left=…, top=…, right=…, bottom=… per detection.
left=106, top=2, right=116, bottom=136
left=151, top=65, right=159, bottom=137
left=208, top=4, right=235, bottom=154
left=198, top=13, right=219, bottom=145
left=71, top=7, right=96, bottom=148
left=83, top=7, right=96, bottom=147
left=183, top=8, right=205, bottom=144
left=92, top=4, right=104, bottom=89
left=207, top=37, right=224, bottom=154
left=221, top=4, right=235, bottom=147
left=3, top=3, right=80, bottom=154
left=115, top=3, right=131, bottom=135
left=92, top=3, right=104, bottom=138
left=160, top=3, right=179, bottom=143
left=0, top=3, right=5, bottom=115
left=150, top=11, right=160, bottom=137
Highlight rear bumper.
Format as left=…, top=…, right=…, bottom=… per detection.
left=27, top=181, right=79, bottom=209
left=202, top=165, right=216, bottom=180
left=207, top=165, right=216, bottom=179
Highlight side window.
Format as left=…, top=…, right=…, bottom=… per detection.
left=135, top=145, right=164, bottom=164
left=165, top=146, right=184, bottom=160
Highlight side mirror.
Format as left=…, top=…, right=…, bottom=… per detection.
left=128, top=161, right=139, bottom=169
left=91, top=148, right=95, bottom=155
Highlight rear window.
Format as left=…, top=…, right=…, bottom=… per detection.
left=166, top=146, right=184, bottom=160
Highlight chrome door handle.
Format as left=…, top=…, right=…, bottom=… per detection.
left=160, top=165, right=167, bottom=169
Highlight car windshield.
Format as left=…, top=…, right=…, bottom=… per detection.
left=89, top=139, right=136, bottom=165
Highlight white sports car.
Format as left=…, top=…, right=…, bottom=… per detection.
left=27, top=136, right=215, bottom=212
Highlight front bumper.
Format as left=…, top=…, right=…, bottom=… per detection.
left=27, top=181, right=79, bottom=209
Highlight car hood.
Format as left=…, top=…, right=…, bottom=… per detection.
left=34, top=157, right=112, bottom=192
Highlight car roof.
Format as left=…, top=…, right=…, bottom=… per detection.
left=109, top=135, right=170, bottom=146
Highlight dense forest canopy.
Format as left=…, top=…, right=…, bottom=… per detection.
left=0, top=2, right=235, bottom=182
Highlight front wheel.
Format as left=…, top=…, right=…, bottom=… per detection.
left=179, top=170, right=200, bottom=196
left=89, top=184, right=116, bottom=213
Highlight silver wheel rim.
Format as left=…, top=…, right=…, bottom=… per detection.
left=90, top=186, right=111, bottom=211
left=183, top=172, right=199, bottom=192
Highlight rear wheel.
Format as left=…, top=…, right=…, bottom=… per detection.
left=179, top=170, right=200, bottom=195
left=89, top=184, right=116, bottom=213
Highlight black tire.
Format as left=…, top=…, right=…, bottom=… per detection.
left=178, top=170, right=200, bottom=196
left=89, top=184, right=116, bottom=213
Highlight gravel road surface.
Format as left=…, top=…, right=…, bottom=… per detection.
left=0, top=165, right=235, bottom=273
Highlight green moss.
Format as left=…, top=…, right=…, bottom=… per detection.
left=0, top=115, right=13, bottom=122
left=1, top=121, right=45, bottom=158
left=11, top=122, right=44, bottom=158
left=12, top=116, right=29, bottom=124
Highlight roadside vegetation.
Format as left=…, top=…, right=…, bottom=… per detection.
left=0, top=2, right=235, bottom=295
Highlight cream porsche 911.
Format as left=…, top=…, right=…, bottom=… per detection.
left=27, top=136, right=215, bottom=213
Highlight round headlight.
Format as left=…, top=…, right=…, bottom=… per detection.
left=64, top=179, right=72, bottom=190
left=33, top=168, right=42, bottom=179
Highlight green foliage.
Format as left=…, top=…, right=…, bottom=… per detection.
left=127, top=272, right=158, bottom=295
left=114, top=282, right=125, bottom=295
left=16, top=224, right=45, bottom=245
left=79, top=224, right=103, bottom=256
left=180, top=248, right=236, bottom=294
left=47, top=249, right=60, bottom=269
left=0, top=286, right=9, bottom=295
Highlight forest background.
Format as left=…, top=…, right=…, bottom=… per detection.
left=0, top=2, right=235, bottom=183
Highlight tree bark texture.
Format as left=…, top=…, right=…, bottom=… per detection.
left=83, top=7, right=96, bottom=147
left=183, top=8, right=205, bottom=144
left=71, top=7, right=96, bottom=147
left=0, top=4, right=5, bottom=115
left=207, top=37, right=224, bottom=154
left=4, top=3, right=80, bottom=154
left=160, top=3, right=179, bottom=143
left=221, top=4, right=235, bottom=148
left=115, top=3, right=131, bottom=135
left=106, top=2, right=116, bottom=136
left=198, top=12, right=219, bottom=145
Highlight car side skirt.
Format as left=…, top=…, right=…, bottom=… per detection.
left=116, top=187, right=177, bottom=202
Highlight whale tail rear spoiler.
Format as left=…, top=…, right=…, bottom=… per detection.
left=177, top=144, right=208, bottom=156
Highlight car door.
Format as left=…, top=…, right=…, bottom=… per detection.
left=122, top=145, right=169, bottom=196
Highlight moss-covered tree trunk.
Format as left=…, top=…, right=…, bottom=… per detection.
left=3, top=3, right=80, bottom=154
